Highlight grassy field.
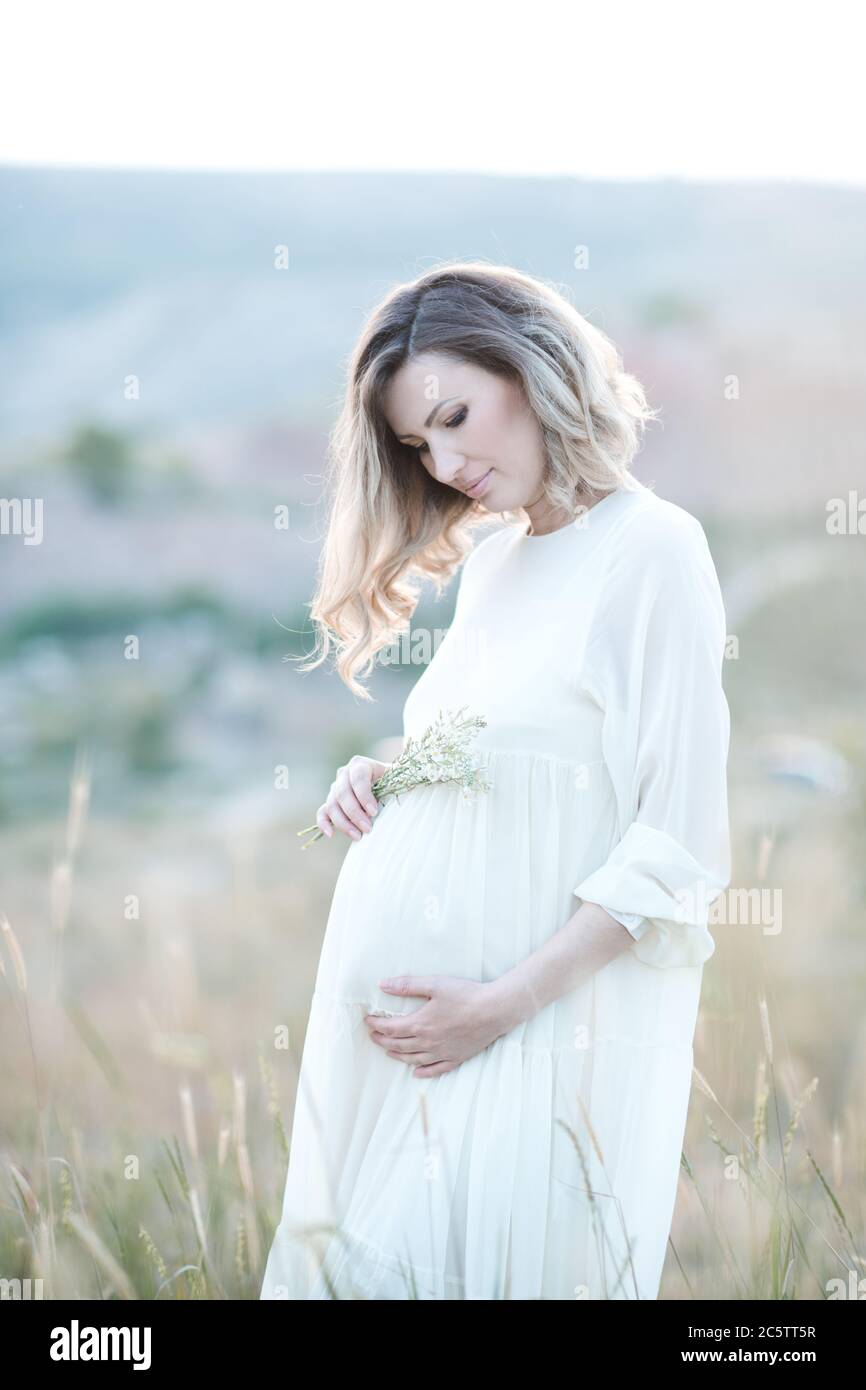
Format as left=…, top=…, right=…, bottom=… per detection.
left=1, top=519, right=864, bottom=1300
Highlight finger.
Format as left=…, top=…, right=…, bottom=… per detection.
left=364, top=1017, right=418, bottom=1039
left=334, top=776, right=373, bottom=835
left=413, top=1061, right=455, bottom=1077
left=348, top=759, right=381, bottom=818
left=378, top=977, right=434, bottom=999
left=315, top=808, right=334, bottom=839
left=375, top=1034, right=422, bottom=1053
left=327, top=804, right=362, bottom=841
left=386, top=1049, right=436, bottom=1063
left=367, top=1026, right=419, bottom=1049
left=337, top=795, right=372, bottom=835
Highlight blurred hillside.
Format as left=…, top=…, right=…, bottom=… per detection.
left=1, top=167, right=866, bottom=829
left=2, top=166, right=866, bottom=514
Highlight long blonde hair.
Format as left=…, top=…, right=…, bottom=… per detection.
left=296, top=260, right=658, bottom=699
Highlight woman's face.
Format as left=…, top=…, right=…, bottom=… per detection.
left=382, top=353, right=551, bottom=517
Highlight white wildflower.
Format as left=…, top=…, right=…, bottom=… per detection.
left=298, top=707, right=492, bottom=847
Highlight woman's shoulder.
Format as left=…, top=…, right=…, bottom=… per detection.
left=606, top=486, right=716, bottom=578
left=459, top=489, right=716, bottom=584
left=583, top=488, right=727, bottom=668
left=461, top=521, right=516, bottom=571
left=616, top=485, right=709, bottom=543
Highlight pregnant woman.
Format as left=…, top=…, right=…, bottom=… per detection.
left=260, top=261, right=731, bottom=1301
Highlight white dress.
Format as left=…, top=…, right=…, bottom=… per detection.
left=261, top=483, right=731, bottom=1301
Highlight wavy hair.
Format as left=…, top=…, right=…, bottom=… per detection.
left=296, top=260, right=659, bottom=698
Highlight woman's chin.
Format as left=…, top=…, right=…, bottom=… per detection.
left=472, top=487, right=497, bottom=511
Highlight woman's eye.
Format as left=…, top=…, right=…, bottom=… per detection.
left=410, top=408, right=467, bottom=453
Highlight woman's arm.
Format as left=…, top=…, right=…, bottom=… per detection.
left=366, top=902, right=633, bottom=1077
left=485, top=900, right=634, bottom=1035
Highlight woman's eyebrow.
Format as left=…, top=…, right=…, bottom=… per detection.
left=397, top=396, right=460, bottom=441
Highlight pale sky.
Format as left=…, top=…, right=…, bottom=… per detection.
left=2, top=0, right=863, bottom=185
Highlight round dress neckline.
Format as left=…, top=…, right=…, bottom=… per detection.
left=519, top=488, right=626, bottom=540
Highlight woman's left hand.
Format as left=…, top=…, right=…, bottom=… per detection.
left=363, top=975, right=508, bottom=1078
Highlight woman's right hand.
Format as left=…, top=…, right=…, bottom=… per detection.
left=315, top=755, right=392, bottom=841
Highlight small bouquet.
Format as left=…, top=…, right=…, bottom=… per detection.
left=297, top=706, right=492, bottom=849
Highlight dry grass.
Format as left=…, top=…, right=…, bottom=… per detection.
left=1, top=730, right=864, bottom=1301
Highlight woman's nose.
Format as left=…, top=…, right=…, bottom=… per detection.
left=428, top=447, right=465, bottom=486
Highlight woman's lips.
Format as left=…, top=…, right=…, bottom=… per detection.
left=465, top=468, right=493, bottom=498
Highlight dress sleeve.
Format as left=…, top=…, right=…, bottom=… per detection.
left=572, top=507, right=731, bottom=968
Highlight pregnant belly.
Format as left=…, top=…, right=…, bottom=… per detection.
left=314, top=784, right=487, bottom=1012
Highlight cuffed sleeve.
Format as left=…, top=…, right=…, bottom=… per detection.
left=573, top=505, right=731, bottom=968
left=604, top=906, right=650, bottom=940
